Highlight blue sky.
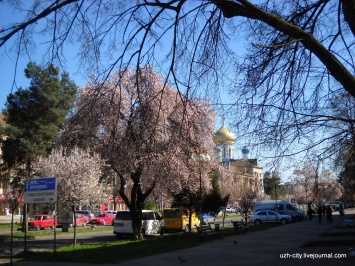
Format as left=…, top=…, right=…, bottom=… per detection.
left=0, top=2, right=230, bottom=126
left=0, top=1, right=300, bottom=179
left=0, top=2, right=91, bottom=112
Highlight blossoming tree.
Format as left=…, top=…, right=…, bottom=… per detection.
left=57, top=66, right=216, bottom=239
left=33, top=146, right=104, bottom=244
left=293, top=163, right=344, bottom=204
left=33, top=147, right=105, bottom=209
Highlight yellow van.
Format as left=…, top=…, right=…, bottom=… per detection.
left=162, top=208, right=200, bottom=232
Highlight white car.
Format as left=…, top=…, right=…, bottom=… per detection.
left=113, top=210, right=165, bottom=238
left=249, top=210, right=292, bottom=225
left=225, top=207, right=237, bottom=213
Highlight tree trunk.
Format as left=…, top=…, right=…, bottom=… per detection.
left=188, top=207, right=193, bottom=233
left=342, top=0, right=355, bottom=36
left=114, top=166, right=156, bottom=240
left=131, top=208, right=144, bottom=240
left=73, top=206, right=77, bottom=245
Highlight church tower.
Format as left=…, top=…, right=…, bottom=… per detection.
left=213, top=118, right=264, bottom=195
left=214, top=120, right=235, bottom=162
left=242, top=146, right=251, bottom=159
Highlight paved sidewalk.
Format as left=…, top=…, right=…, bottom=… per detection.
left=6, top=208, right=355, bottom=266
left=0, top=215, right=22, bottom=224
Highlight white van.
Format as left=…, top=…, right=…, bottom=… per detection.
left=254, top=200, right=306, bottom=221
left=113, top=210, right=165, bottom=239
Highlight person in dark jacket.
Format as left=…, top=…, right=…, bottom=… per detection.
left=307, top=203, right=313, bottom=220
left=326, top=205, right=333, bottom=224
left=317, top=205, right=323, bottom=224
left=338, top=204, right=344, bottom=217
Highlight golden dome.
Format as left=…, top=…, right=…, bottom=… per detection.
left=214, top=125, right=235, bottom=143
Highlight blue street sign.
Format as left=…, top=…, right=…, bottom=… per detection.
left=25, top=177, right=56, bottom=192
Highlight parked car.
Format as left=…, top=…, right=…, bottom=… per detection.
left=57, top=213, right=89, bottom=228
left=200, top=213, right=215, bottom=224
left=88, top=213, right=115, bottom=226
left=76, top=210, right=95, bottom=220
left=254, top=200, right=306, bottom=221
left=162, top=208, right=200, bottom=232
left=225, top=207, right=237, bottom=213
left=28, top=214, right=58, bottom=230
left=249, top=210, right=293, bottom=225
left=113, top=210, right=164, bottom=238
left=73, top=214, right=89, bottom=227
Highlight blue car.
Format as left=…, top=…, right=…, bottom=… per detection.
left=200, top=213, right=215, bottom=224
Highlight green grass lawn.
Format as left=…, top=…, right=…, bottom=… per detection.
left=0, top=223, right=22, bottom=230
left=2, top=224, right=276, bottom=264
left=0, top=224, right=113, bottom=239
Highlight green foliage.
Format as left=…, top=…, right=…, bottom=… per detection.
left=200, top=169, right=229, bottom=213
left=144, top=201, right=157, bottom=210
left=263, top=171, right=284, bottom=200
left=201, top=190, right=229, bottom=213
left=1, top=62, right=77, bottom=173
left=172, top=170, right=229, bottom=213
left=171, top=187, right=200, bottom=211
left=210, top=169, right=221, bottom=193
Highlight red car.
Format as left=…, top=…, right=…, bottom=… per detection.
left=88, top=213, right=115, bottom=226
left=74, top=213, right=89, bottom=227
left=28, top=214, right=58, bottom=230
left=58, top=213, right=89, bottom=228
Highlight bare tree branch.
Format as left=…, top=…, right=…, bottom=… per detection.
left=0, top=0, right=80, bottom=48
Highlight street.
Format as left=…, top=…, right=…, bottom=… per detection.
left=0, top=226, right=115, bottom=258
left=0, top=215, right=239, bottom=258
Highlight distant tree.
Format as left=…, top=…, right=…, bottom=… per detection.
left=236, top=183, right=264, bottom=225
left=316, top=170, right=344, bottom=202
left=200, top=169, right=230, bottom=214
left=217, top=165, right=237, bottom=205
left=33, top=147, right=104, bottom=210
left=201, top=190, right=229, bottom=215
left=56, top=66, right=216, bottom=239
left=293, top=162, right=343, bottom=203
left=1, top=62, right=77, bottom=178
left=263, top=172, right=284, bottom=200
left=33, top=146, right=104, bottom=245
left=170, top=168, right=228, bottom=232
left=293, top=163, right=319, bottom=204
left=171, top=186, right=201, bottom=233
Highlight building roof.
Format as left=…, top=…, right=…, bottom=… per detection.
left=214, top=125, right=235, bottom=143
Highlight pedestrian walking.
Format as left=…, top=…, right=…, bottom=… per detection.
left=326, top=205, right=333, bottom=224
left=317, top=205, right=322, bottom=224
left=338, top=204, right=344, bottom=217
left=307, top=203, right=313, bottom=220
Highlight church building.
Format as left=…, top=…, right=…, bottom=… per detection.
left=214, top=123, right=264, bottom=194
